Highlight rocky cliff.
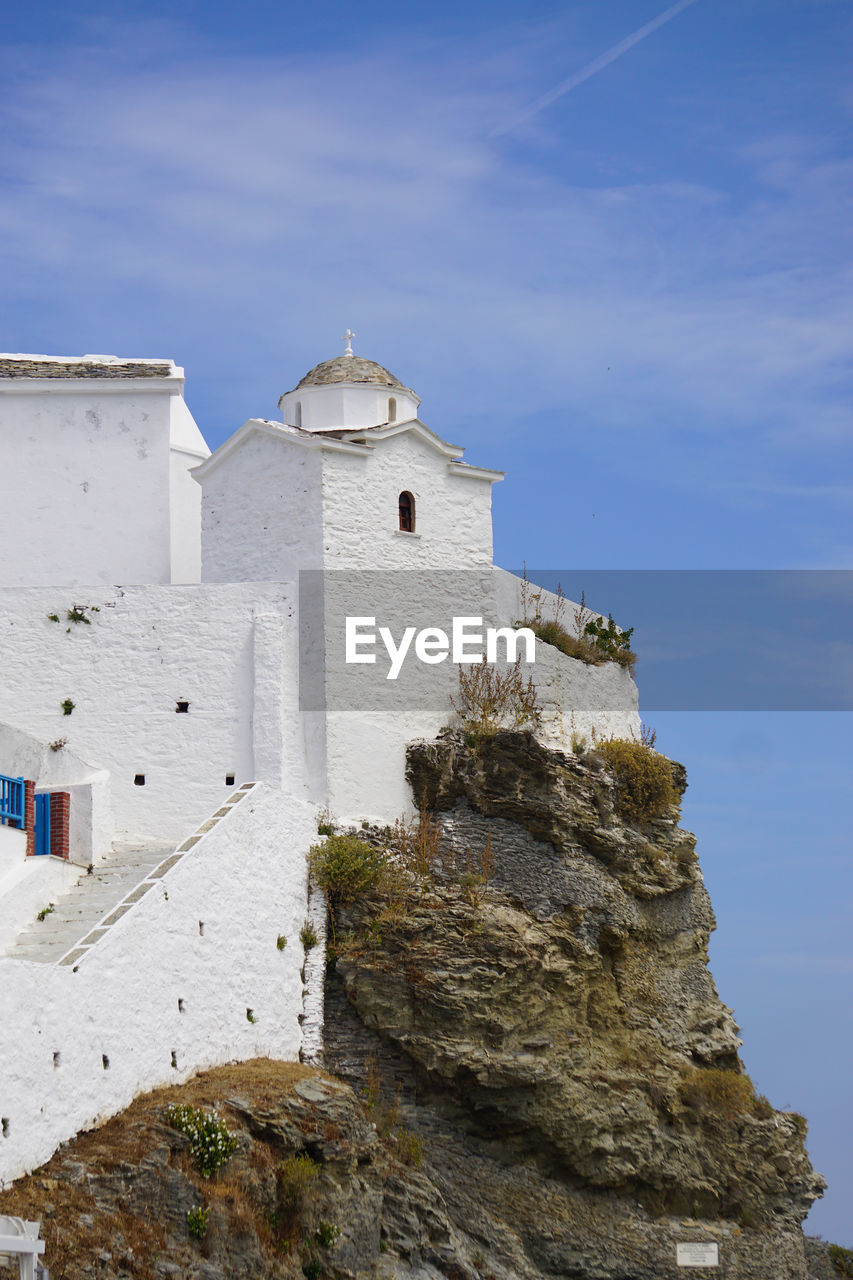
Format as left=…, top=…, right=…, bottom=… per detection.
left=325, top=730, right=826, bottom=1278
left=0, top=731, right=829, bottom=1279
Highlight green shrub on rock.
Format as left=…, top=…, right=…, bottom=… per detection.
left=308, top=833, right=390, bottom=904
left=166, top=1104, right=237, bottom=1178
left=582, top=612, right=636, bottom=670
left=186, top=1204, right=209, bottom=1238
left=594, top=739, right=677, bottom=825
left=277, top=1152, right=319, bottom=1207
left=829, top=1243, right=853, bottom=1277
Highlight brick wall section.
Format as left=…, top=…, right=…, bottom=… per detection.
left=49, top=792, right=70, bottom=860
left=23, top=779, right=34, bottom=857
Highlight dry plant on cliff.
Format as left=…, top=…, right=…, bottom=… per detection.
left=386, top=809, right=451, bottom=890
left=451, top=656, right=540, bottom=739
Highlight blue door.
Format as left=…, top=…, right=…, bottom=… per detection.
left=34, top=793, right=51, bottom=856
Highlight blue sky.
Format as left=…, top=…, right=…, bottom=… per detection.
left=2, top=0, right=851, bottom=1244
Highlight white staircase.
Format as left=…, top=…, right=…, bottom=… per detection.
left=7, top=844, right=172, bottom=965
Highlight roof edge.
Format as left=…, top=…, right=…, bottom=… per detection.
left=0, top=354, right=183, bottom=381
left=278, top=379, right=421, bottom=408
left=340, top=418, right=462, bottom=457
left=190, top=418, right=373, bottom=482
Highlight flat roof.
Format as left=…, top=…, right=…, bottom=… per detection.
left=0, top=354, right=179, bottom=379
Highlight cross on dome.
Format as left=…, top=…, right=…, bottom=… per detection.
left=342, top=328, right=355, bottom=357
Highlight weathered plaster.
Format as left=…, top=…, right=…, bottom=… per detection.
left=0, top=585, right=308, bottom=847
left=321, top=429, right=496, bottom=569
left=0, top=367, right=208, bottom=587
left=200, top=429, right=325, bottom=581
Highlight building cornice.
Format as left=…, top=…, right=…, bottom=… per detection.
left=341, top=418, right=463, bottom=457
left=447, top=461, right=505, bottom=483
left=0, top=377, right=185, bottom=396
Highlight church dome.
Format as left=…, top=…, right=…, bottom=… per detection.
left=279, top=338, right=421, bottom=433
left=293, top=354, right=406, bottom=393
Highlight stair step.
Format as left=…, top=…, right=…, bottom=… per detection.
left=6, top=843, right=175, bottom=964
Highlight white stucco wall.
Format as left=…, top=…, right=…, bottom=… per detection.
left=280, top=382, right=420, bottom=431
left=200, top=430, right=324, bottom=581
left=0, top=375, right=207, bottom=588
left=169, top=396, right=210, bottom=583
left=0, top=585, right=317, bottom=848
left=0, top=826, right=28, bottom=877
left=0, top=783, right=317, bottom=1187
left=0, top=722, right=101, bottom=792
left=494, top=569, right=641, bottom=748
left=324, top=710, right=441, bottom=823
left=0, top=386, right=171, bottom=585
left=321, top=430, right=496, bottom=569
left=199, top=421, right=496, bottom=581
left=0, top=576, right=638, bottom=853
left=321, top=568, right=640, bottom=824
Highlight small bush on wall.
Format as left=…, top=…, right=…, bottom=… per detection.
left=299, top=921, right=319, bottom=950
left=517, top=578, right=636, bottom=674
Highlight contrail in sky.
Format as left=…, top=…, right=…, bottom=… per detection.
left=491, top=0, right=701, bottom=137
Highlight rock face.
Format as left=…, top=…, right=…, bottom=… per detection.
left=324, top=730, right=826, bottom=1277
left=0, top=1059, right=476, bottom=1280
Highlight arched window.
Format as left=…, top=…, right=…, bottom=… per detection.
left=398, top=490, right=415, bottom=533
left=388, top=396, right=397, bottom=422
left=294, top=400, right=302, bottom=428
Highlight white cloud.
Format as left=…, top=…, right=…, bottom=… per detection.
left=0, top=19, right=851, bottom=449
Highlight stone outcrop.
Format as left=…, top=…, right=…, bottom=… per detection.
left=0, top=1060, right=470, bottom=1280
left=325, top=730, right=826, bottom=1277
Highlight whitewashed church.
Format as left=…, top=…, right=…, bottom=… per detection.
left=0, top=338, right=638, bottom=1186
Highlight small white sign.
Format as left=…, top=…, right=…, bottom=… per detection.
left=677, top=1242, right=719, bottom=1267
